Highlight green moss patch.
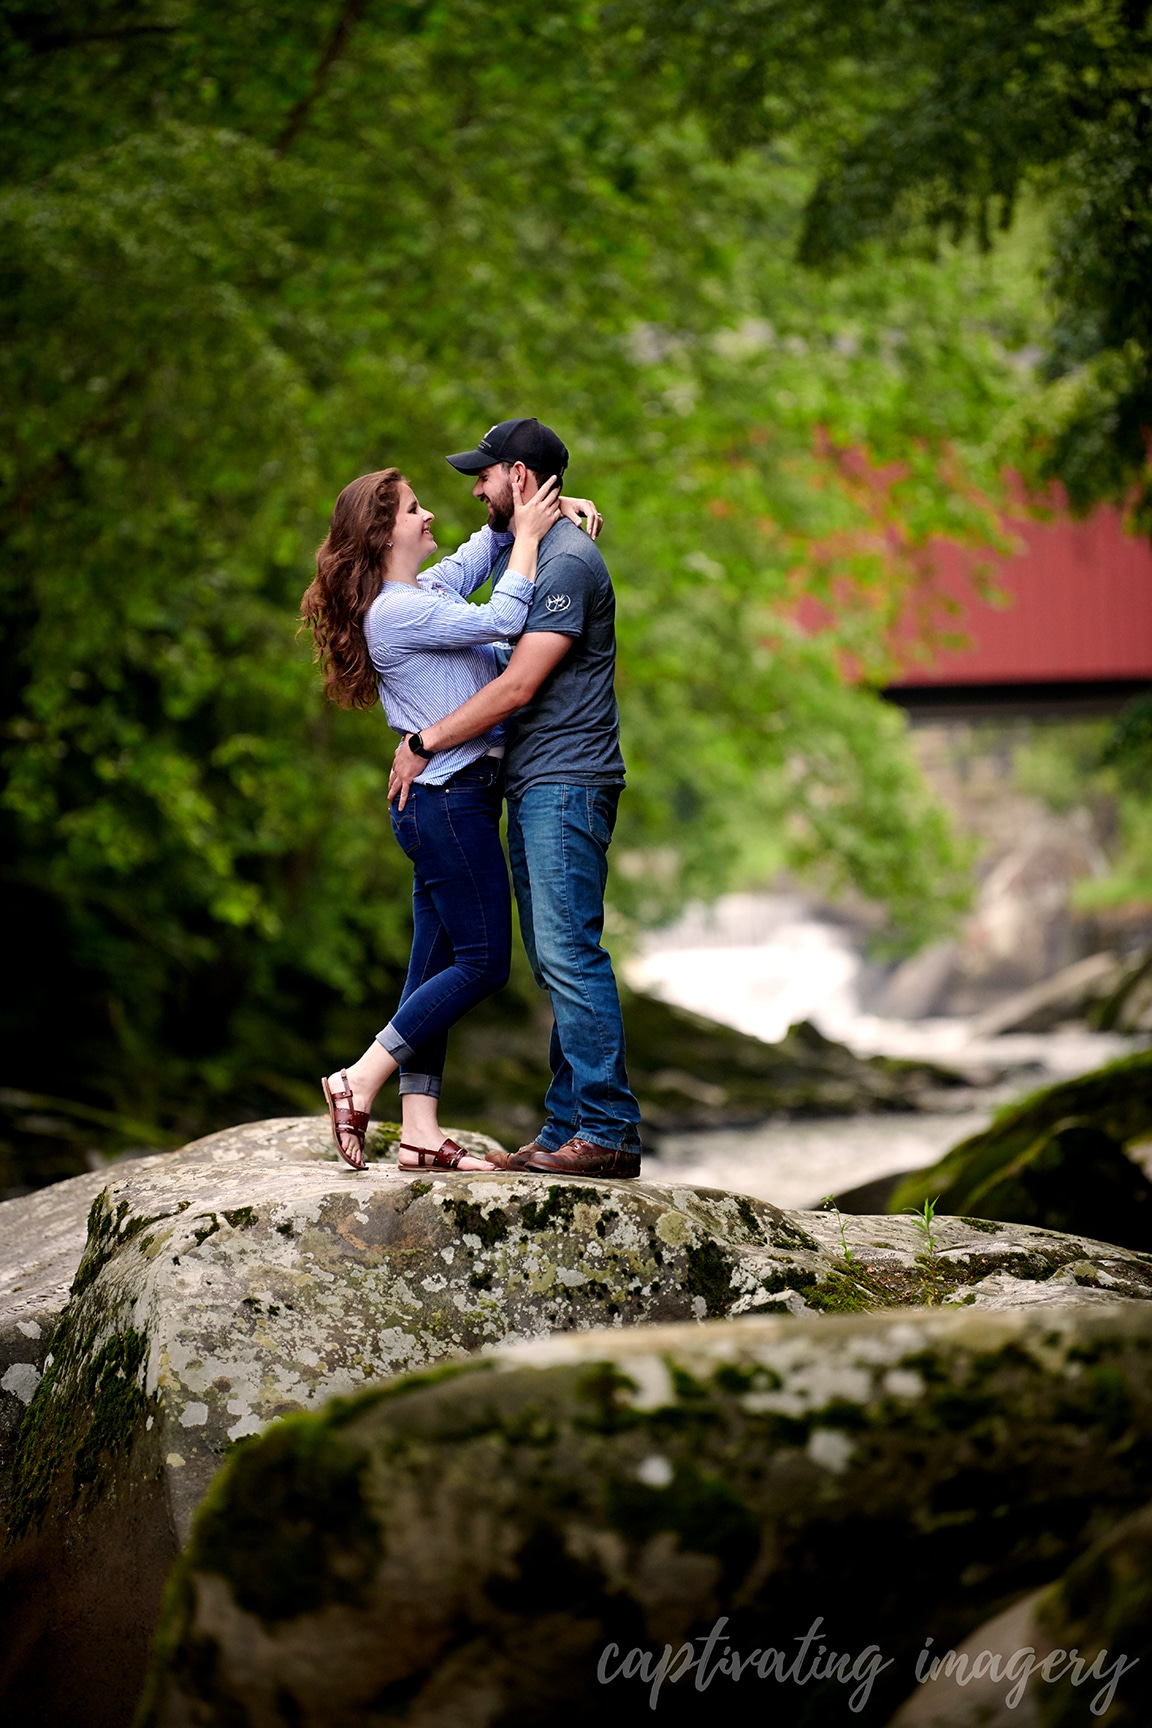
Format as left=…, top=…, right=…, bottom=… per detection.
left=519, top=1185, right=583, bottom=1233
left=9, top=1316, right=155, bottom=1540
left=684, top=1239, right=736, bottom=1316
left=190, top=1418, right=382, bottom=1625
left=606, top=1461, right=760, bottom=1582
left=443, top=1198, right=510, bottom=1248
left=71, top=1189, right=189, bottom=1298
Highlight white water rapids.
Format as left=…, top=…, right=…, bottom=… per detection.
left=625, top=893, right=1140, bottom=1208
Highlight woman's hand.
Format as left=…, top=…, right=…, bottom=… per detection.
left=559, top=494, right=603, bottom=539
left=511, top=472, right=563, bottom=544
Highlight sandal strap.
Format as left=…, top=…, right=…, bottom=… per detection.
left=330, top=1073, right=369, bottom=1130
left=399, top=1138, right=467, bottom=1169
left=324, top=1069, right=370, bottom=1169
left=329, top=1068, right=355, bottom=1102
left=333, top=1104, right=371, bottom=1131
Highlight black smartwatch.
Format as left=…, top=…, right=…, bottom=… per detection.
left=407, top=732, right=434, bottom=758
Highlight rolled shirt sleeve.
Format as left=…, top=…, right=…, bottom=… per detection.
left=422, top=525, right=515, bottom=599
left=384, top=567, right=535, bottom=653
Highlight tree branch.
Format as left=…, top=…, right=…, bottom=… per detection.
left=274, top=0, right=372, bottom=156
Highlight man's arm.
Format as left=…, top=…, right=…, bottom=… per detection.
left=388, top=632, right=573, bottom=807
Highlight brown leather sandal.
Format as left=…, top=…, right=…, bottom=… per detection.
left=398, top=1138, right=493, bottom=1171
left=321, top=1071, right=370, bottom=1171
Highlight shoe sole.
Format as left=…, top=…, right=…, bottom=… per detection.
left=524, top=1158, right=641, bottom=1179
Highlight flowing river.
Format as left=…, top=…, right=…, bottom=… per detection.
left=628, top=892, right=1142, bottom=1208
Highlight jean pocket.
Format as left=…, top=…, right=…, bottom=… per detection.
left=390, top=798, right=421, bottom=857
left=586, top=788, right=618, bottom=850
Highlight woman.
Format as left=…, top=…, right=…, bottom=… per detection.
left=301, top=466, right=597, bottom=1171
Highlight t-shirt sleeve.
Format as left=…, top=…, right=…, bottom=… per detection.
left=520, top=551, right=595, bottom=638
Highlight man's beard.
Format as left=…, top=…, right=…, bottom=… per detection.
left=485, top=480, right=515, bottom=532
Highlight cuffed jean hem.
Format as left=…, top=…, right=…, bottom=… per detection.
left=570, top=1131, right=642, bottom=1154
left=533, top=1125, right=639, bottom=1155
left=398, top=1072, right=442, bottom=1098
left=376, top=1022, right=416, bottom=1063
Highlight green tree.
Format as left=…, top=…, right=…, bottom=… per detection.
left=0, top=1, right=1045, bottom=1178
left=625, top=0, right=1152, bottom=526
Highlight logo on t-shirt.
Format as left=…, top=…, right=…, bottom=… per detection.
left=545, top=592, right=572, bottom=614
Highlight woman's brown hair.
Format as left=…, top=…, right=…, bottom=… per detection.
left=301, top=468, right=405, bottom=709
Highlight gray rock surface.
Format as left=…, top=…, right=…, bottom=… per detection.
left=887, top=1590, right=1049, bottom=1727
left=0, top=1115, right=494, bottom=1528
left=139, top=1304, right=1152, bottom=1727
left=6, top=1116, right=1152, bottom=1545
left=6, top=1117, right=1152, bottom=1726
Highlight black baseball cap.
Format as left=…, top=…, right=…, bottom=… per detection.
left=446, top=417, right=569, bottom=477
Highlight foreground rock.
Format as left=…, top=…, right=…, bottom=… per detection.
left=891, top=1048, right=1152, bottom=1247
left=139, top=1305, right=1152, bottom=1727
left=7, top=1119, right=1152, bottom=1725
left=889, top=1501, right=1152, bottom=1728
left=0, top=1116, right=496, bottom=1525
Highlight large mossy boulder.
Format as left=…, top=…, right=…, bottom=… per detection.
left=890, top=1049, right=1152, bottom=1248
left=138, top=1305, right=1152, bottom=1728
left=0, top=1115, right=440, bottom=1535
left=7, top=1118, right=1152, bottom=1725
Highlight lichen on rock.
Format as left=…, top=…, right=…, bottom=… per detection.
left=7, top=1161, right=883, bottom=1547
left=7, top=1116, right=1152, bottom=1725
left=139, top=1304, right=1152, bottom=1727
left=7, top=1119, right=1152, bottom=1556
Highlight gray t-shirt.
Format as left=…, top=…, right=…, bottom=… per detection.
left=490, top=517, right=626, bottom=799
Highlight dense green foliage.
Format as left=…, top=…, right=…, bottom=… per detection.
left=629, top=0, right=1152, bottom=528
left=0, top=1, right=1052, bottom=1175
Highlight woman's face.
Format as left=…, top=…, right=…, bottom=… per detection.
left=391, top=482, right=437, bottom=563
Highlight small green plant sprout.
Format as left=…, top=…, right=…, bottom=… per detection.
left=908, top=1196, right=941, bottom=1256
left=821, top=1195, right=855, bottom=1263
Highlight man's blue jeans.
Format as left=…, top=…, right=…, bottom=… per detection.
left=379, top=758, right=511, bottom=1094
left=506, top=783, right=641, bottom=1153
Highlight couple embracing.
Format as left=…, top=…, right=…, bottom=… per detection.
left=302, top=418, right=642, bottom=1180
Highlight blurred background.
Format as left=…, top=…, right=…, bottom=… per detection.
left=2, top=0, right=1150, bottom=1197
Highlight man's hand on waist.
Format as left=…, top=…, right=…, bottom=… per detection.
left=387, top=635, right=576, bottom=808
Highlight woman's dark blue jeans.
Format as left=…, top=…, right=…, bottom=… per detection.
left=377, top=758, right=510, bottom=1096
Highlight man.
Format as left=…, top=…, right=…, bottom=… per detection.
left=389, top=417, right=642, bottom=1177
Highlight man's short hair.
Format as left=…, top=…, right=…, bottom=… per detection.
left=500, top=457, right=567, bottom=490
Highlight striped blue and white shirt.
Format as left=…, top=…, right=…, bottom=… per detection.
left=364, top=525, right=529, bottom=786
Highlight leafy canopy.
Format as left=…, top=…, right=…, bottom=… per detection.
left=0, top=0, right=1045, bottom=1162
left=623, top=0, right=1152, bottom=526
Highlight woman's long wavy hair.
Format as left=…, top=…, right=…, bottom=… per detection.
left=301, top=468, right=405, bottom=709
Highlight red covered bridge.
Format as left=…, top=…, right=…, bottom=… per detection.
left=884, top=503, right=1152, bottom=719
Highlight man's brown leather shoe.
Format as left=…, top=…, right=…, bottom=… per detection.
left=523, top=1137, right=641, bottom=1179
left=485, top=1139, right=547, bottom=1171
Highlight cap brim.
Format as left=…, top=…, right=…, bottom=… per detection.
left=446, top=448, right=499, bottom=473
